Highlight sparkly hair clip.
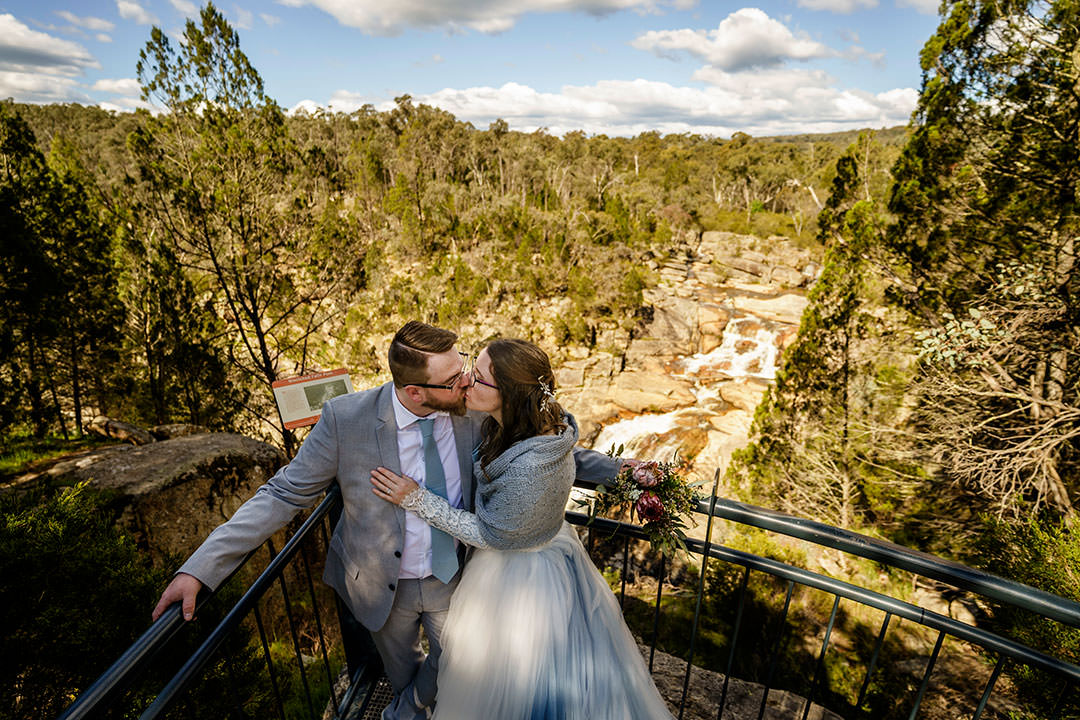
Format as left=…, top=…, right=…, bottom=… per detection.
left=537, top=377, right=555, bottom=411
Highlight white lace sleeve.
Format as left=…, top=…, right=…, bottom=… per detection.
left=401, top=487, right=491, bottom=548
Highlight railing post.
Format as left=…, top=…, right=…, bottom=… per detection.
left=649, top=553, right=666, bottom=673
left=856, top=611, right=892, bottom=710
left=679, top=469, right=721, bottom=720
left=908, top=630, right=946, bottom=720
left=757, top=579, right=795, bottom=720
left=802, top=594, right=840, bottom=720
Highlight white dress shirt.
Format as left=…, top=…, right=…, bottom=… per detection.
left=391, top=389, right=464, bottom=579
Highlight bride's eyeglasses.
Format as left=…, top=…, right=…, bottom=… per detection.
left=466, top=354, right=498, bottom=390
left=470, top=367, right=498, bottom=390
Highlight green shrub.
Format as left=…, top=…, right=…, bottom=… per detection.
left=0, top=482, right=168, bottom=718
left=0, top=482, right=288, bottom=720
left=976, top=516, right=1080, bottom=719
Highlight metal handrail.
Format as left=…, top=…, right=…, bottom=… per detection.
left=570, top=511, right=1080, bottom=683
left=58, top=479, right=1080, bottom=720
left=56, top=485, right=345, bottom=720
left=55, top=601, right=198, bottom=720
left=139, top=484, right=344, bottom=719
left=703, top=496, right=1080, bottom=628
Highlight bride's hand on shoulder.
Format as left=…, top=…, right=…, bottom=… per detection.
left=371, top=467, right=420, bottom=505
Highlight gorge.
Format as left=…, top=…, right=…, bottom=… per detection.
left=559, top=230, right=815, bottom=497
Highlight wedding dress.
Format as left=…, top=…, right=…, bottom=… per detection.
left=401, top=414, right=674, bottom=719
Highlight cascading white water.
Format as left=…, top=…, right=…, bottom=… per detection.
left=680, top=316, right=780, bottom=380
left=592, top=412, right=684, bottom=462
left=588, top=313, right=784, bottom=459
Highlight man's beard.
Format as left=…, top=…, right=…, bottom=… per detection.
left=423, top=395, right=467, bottom=416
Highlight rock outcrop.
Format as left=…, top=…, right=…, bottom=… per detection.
left=88, top=415, right=155, bottom=445
left=35, top=433, right=285, bottom=561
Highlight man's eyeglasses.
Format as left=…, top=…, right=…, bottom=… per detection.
left=407, top=352, right=470, bottom=390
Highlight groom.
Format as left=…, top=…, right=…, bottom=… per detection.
left=152, top=321, right=622, bottom=720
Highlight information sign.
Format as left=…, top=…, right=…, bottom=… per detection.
left=272, top=368, right=354, bottom=429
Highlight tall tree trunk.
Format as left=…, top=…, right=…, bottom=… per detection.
left=87, top=335, right=109, bottom=418
left=35, top=340, right=68, bottom=439
left=70, top=335, right=83, bottom=436
left=25, top=337, right=46, bottom=438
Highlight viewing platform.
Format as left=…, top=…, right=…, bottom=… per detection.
left=58, top=477, right=1080, bottom=720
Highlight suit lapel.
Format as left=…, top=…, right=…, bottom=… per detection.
left=375, top=383, right=406, bottom=532
left=451, top=415, right=475, bottom=511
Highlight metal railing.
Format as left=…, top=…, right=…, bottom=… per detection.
left=58, top=477, right=1080, bottom=720
left=57, top=484, right=378, bottom=720
left=573, top=474, right=1080, bottom=719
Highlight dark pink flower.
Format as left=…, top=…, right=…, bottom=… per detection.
left=632, top=461, right=661, bottom=488
left=635, top=491, right=665, bottom=522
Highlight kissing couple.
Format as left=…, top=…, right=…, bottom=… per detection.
left=154, top=321, right=673, bottom=719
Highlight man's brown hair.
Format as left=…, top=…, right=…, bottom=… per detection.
left=388, top=321, right=458, bottom=388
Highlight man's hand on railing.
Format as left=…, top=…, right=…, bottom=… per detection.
left=152, top=572, right=203, bottom=622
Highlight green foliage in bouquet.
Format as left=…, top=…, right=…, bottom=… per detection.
left=590, top=452, right=701, bottom=556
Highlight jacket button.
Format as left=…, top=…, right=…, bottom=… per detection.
left=394, top=550, right=402, bottom=558
left=388, top=583, right=396, bottom=591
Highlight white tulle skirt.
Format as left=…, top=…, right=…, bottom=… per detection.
left=432, top=522, right=674, bottom=719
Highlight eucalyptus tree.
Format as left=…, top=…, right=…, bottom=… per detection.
left=889, top=0, right=1080, bottom=515
left=130, top=3, right=353, bottom=452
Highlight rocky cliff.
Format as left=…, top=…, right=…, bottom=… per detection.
left=556, top=231, right=816, bottom=493
left=20, top=432, right=285, bottom=562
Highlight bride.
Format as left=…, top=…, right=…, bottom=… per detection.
left=371, top=338, right=675, bottom=719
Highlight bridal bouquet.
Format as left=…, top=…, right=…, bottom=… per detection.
left=590, top=455, right=700, bottom=556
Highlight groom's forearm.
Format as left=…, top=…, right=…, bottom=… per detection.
left=571, top=446, right=623, bottom=488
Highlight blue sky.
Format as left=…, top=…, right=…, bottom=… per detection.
left=0, top=0, right=941, bottom=137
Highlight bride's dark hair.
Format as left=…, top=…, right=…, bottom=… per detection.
left=478, top=338, right=567, bottom=469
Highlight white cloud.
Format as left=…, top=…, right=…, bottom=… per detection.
left=412, top=53, right=446, bottom=68
left=0, top=70, right=87, bottom=103
left=693, top=66, right=834, bottom=93
left=96, top=33, right=113, bottom=42
left=98, top=96, right=159, bottom=113
left=117, top=1, right=160, bottom=25
left=55, top=11, right=115, bottom=32
left=170, top=0, right=199, bottom=14
left=276, top=0, right=695, bottom=36
left=984, top=14, right=1055, bottom=54
left=797, top=0, right=877, bottom=11
left=233, top=6, right=254, bottom=29
left=895, top=0, right=938, bottom=10
left=0, top=14, right=100, bottom=76
left=290, top=99, right=326, bottom=115
left=632, top=9, right=834, bottom=71
left=261, top=13, right=282, bottom=26
left=298, top=75, right=917, bottom=137
left=92, top=77, right=142, bottom=94
left=844, top=45, right=886, bottom=66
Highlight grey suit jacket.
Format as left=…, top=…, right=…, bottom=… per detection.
left=178, top=381, right=620, bottom=631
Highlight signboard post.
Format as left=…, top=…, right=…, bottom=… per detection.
left=271, top=368, right=354, bottom=430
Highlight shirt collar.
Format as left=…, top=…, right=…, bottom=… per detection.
left=391, top=386, right=448, bottom=431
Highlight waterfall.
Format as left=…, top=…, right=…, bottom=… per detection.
left=680, top=316, right=781, bottom=380
left=588, top=312, right=784, bottom=463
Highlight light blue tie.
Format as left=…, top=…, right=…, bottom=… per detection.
left=417, top=418, right=459, bottom=583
